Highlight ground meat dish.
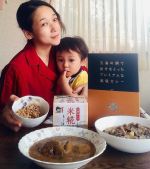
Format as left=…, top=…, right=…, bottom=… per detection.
left=15, top=104, right=41, bottom=118
left=103, top=122, right=150, bottom=139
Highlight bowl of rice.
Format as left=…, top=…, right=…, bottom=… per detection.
left=12, top=95, right=49, bottom=128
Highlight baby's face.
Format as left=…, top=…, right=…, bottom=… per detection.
left=56, top=50, right=86, bottom=77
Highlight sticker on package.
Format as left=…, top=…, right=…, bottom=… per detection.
left=53, top=96, right=88, bottom=126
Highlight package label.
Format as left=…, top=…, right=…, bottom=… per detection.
left=53, top=96, right=88, bottom=126
left=88, top=53, right=140, bottom=127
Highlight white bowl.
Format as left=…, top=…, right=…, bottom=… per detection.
left=95, top=115, right=150, bottom=153
left=12, top=95, right=49, bottom=128
left=18, top=127, right=106, bottom=169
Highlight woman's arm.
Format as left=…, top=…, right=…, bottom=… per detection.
left=0, top=65, right=24, bottom=131
left=75, top=66, right=87, bottom=100
left=0, top=65, right=26, bottom=112
left=72, top=83, right=88, bottom=101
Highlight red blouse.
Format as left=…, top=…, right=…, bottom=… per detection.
left=0, top=42, right=87, bottom=116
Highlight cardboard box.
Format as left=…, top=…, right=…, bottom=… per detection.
left=53, top=96, right=88, bottom=126
left=88, top=53, right=140, bottom=127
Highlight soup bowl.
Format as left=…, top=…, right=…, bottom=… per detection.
left=18, top=127, right=106, bottom=169
left=95, top=115, right=150, bottom=153
left=12, top=95, right=49, bottom=128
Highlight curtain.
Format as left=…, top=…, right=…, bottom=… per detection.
left=51, top=0, right=150, bottom=70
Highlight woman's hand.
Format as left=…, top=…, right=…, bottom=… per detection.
left=72, top=83, right=88, bottom=101
left=1, top=95, right=21, bottom=132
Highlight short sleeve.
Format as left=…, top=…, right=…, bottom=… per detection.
left=0, top=64, right=25, bottom=113
left=70, top=71, right=88, bottom=90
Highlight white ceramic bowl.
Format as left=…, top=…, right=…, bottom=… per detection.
left=95, top=115, right=150, bottom=153
left=12, top=95, right=49, bottom=128
left=18, top=127, right=106, bottom=169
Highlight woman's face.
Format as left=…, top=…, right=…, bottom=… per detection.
left=31, top=6, right=61, bottom=46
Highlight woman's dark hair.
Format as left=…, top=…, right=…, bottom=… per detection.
left=54, top=36, right=89, bottom=60
left=16, top=0, right=65, bottom=32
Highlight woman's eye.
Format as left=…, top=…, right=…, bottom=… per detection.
left=54, top=18, right=58, bottom=21
left=42, top=23, right=47, bottom=26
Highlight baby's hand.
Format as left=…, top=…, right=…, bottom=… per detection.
left=57, top=71, right=71, bottom=87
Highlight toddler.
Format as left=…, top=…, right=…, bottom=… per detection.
left=54, top=36, right=88, bottom=95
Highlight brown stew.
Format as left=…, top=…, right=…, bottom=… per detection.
left=103, top=122, right=150, bottom=139
left=29, top=136, right=96, bottom=163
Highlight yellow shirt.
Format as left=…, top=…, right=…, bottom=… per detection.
left=69, top=71, right=88, bottom=90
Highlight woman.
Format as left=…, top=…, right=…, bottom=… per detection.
left=0, top=0, right=87, bottom=132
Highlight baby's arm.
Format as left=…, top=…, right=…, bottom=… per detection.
left=57, top=71, right=78, bottom=96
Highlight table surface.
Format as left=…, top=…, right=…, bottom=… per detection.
left=0, top=123, right=150, bottom=169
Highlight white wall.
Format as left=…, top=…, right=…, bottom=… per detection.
left=139, top=70, right=150, bottom=113
left=0, top=0, right=26, bottom=68
left=0, top=0, right=150, bottom=113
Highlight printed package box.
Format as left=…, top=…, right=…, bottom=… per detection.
left=88, top=53, right=140, bottom=127
left=53, top=96, right=88, bottom=126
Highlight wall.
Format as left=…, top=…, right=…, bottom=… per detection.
left=139, top=70, right=150, bottom=113
left=0, top=0, right=26, bottom=68
left=0, top=0, right=150, bottom=113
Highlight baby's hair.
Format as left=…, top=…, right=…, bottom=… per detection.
left=54, top=36, right=88, bottom=60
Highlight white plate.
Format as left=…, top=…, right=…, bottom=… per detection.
left=95, top=115, right=150, bottom=153
left=18, top=127, right=106, bottom=169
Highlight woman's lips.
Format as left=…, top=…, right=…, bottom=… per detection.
left=51, top=34, right=59, bottom=39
